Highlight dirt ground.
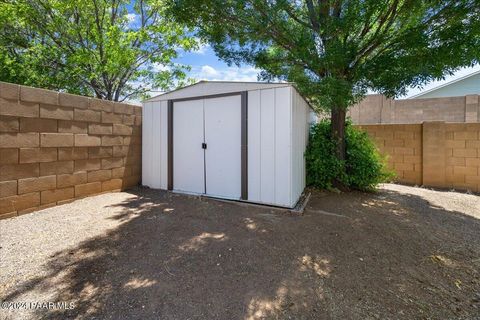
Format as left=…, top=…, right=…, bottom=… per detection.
left=1, top=184, right=479, bottom=320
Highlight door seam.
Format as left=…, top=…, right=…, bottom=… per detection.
left=203, top=98, right=207, bottom=194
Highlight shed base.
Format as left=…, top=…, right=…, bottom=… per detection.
left=169, top=189, right=310, bottom=214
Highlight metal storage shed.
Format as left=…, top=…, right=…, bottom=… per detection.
left=142, top=81, right=313, bottom=208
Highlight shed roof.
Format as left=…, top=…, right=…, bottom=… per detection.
left=144, top=80, right=294, bottom=102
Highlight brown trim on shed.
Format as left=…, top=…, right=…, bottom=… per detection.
left=170, top=91, right=246, bottom=103
left=167, top=100, right=173, bottom=190
left=241, top=91, right=248, bottom=200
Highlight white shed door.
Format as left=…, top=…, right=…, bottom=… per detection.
left=173, top=99, right=205, bottom=194
left=204, top=96, right=242, bottom=199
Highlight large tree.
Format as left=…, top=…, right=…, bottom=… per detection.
left=0, top=0, right=196, bottom=101
left=168, top=0, right=479, bottom=160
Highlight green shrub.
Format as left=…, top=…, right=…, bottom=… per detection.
left=305, top=119, right=394, bottom=191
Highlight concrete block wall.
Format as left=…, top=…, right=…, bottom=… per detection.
left=358, top=122, right=480, bottom=192
left=0, top=82, right=142, bottom=219
left=444, top=123, right=480, bottom=191
left=349, top=94, right=479, bottom=124
left=357, top=124, right=423, bottom=185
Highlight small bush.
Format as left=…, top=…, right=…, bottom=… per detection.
left=305, top=119, right=394, bottom=191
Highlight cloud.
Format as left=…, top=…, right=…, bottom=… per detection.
left=200, top=65, right=220, bottom=77
left=126, top=13, right=139, bottom=27
left=192, top=43, right=210, bottom=55
left=188, top=37, right=210, bottom=55
left=195, top=65, right=260, bottom=82
left=151, top=63, right=171, bottom=72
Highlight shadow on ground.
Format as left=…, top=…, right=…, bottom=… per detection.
left=3, top=186, right=480, bottom=319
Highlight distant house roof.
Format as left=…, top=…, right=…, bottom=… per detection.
left=409, top=70, right=480, bottom=99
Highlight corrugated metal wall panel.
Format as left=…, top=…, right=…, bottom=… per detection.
left=142, top=101, right=168, bottom=189
left=151, top=102, right=162, bottom=188
left=247, top=87, right=294, bottom=207
left=259, top=89, right=276, bottom=204
left=290, top=88, right=309, bottom=206
left=274, top=87, right=292, bottom=206
left=142, top=102, right=153, bottom=187
left=159, top=101, right=168, bottom=189
left=247, top=90, right=261, bottom=202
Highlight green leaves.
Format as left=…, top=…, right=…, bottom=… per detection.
left=168, top=0, right=479, bottom=110
left=168, top=0, right=479, bottom=170
left=0, top=0, right=196, bottom=101
left=305, top=120, right=346, bottom=190
left=305, top=120, right=394, bottom=191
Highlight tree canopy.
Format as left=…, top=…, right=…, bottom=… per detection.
left=169, top=0, right=479, bottom=109
left=0, top=0, right=197, bottom=101
left=168, top=0, right=480, bottom=161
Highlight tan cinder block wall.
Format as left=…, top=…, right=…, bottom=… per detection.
left=357, top=122, right=480, bottom=193
left=444, top=123, right=480, bottom=191
left=349, top=94, right=479, bottom=124
left=357, top=124, right=423, bottom=185
left=0, top=82, right=142, bottom=219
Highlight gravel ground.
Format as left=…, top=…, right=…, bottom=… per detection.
left=0, top=184, right=479, bottom=320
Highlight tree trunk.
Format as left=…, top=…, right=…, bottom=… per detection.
left=331, top=107, right=348, bottom=190
left=331, top=107, right=346, bottom=161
